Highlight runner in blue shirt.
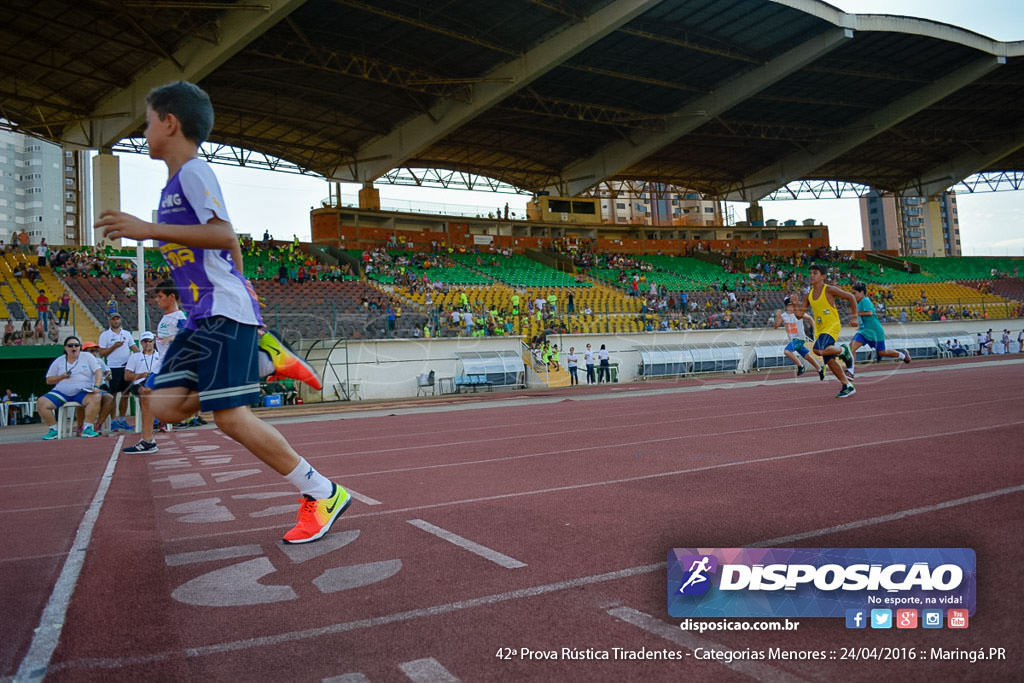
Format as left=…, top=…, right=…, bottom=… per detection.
left=848, top=283, right=910, bottom=377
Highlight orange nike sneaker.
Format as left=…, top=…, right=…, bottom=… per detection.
left=283, top=483, right=351, bottom=544
left=258, top=330, right=322, bottom=390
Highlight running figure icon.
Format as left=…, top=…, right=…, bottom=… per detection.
left=679, top=556, right=712, bottom=594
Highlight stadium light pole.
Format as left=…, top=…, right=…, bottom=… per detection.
left=105, top=243, right=146, bottom=339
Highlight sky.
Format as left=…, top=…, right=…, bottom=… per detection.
left=114, top=1, right=1024, bottom=256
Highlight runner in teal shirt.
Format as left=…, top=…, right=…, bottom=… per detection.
left=848, top=283, right=910, bottom=377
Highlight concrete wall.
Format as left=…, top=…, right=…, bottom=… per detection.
left=305, top=318, right=1008, bottom=402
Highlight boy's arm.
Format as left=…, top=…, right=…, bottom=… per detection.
left=795, top=292, right=810, bottom=318
left=96, top=212, right=237, bottom=251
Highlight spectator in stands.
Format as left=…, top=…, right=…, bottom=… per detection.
left=47, top=324, right=59, bottom=345
left=36, top=238, right=49, bottom=267
left=21, top=320, right=34, bottom=345
left=17, top=228, right=30, bottom=254
left=35, top=292, right=50, bottom=332
left=57, top=292, right=71, bottom=325
left=3, top=319, right=15, bottom=345
left=0, top=239, right=5, bottom=255
left=550, top=344, right=561, bottom=372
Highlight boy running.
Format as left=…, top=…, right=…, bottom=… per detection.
left=96, top=81, right=347, bottom=544
left=847, top=283, right=910, bottom=376
left=774, top=296, right=824, bottom=380
left=797, top=264, right=858, bottom=398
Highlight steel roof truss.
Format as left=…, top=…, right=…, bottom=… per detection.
left=728, top=55, right=1005, bottom=201
left=62, top=0, right=308, bottom=149
left=559, top=27, right=854, bottom=196
left=334, top=0, right=662, bottom=184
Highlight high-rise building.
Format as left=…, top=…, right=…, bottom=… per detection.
left=859, top=189, right=961, bottom=256
left=592, top=181, right=723, bottom=226
left=0, top=129, right=86, bottom=247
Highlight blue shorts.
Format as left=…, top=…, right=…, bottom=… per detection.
left=42, top=388, right=92, bottom=408
left=153, top=316, right=259, bottom=412
left=812, top=333, right=836, bottom=352
left=785, top=339, right=809, bottom=356
left=852, top=333, right=886, bottom=351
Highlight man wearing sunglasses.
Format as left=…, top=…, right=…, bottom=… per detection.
left=37, top=336, right=105, bottom=439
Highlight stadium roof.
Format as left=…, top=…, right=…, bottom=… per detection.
left=2, top=0, right=1022, bottom=200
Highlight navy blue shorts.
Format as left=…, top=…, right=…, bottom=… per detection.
left=153, top=316, right=259, bottom=411
left=812, top=333, right=836, bottom=352
left=852, top=333, right=885, bottom=351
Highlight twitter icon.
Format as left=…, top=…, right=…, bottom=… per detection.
left=870, top=609, right=892, bottom=629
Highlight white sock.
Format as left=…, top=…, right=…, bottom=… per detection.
left=258, top=350, right=275, bottom=378
left=284, top=457, right=333, bottom=499
left=896, top=351, right=906, bottom=361
left=83, top=422, right=94, bottom=431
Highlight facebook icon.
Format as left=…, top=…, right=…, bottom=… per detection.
left=845, top=609, right=867, bottom=629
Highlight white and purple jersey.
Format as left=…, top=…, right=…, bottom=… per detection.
left=156, top=158, right=262, bottom=330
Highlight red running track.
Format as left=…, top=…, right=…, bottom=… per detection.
left=1, top=357, right=1022, bottom=682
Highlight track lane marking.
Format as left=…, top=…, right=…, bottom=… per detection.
left=15, top=435, right=124, bottom=682
left=408, top=519, right=526, bottom=569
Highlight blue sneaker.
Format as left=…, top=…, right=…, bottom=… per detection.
left=42, top=427, right=59, bottom=440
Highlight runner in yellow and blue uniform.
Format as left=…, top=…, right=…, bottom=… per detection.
left=798, top=264, right=859, bottom=398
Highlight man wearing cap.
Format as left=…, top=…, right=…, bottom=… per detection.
left=123, top=331, right=161, bottom=453
left=98, top=312, right=138, bottom=431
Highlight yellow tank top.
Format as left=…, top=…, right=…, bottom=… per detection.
left=808, top=285, right=841, bottom=339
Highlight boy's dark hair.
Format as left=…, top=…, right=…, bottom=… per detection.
left=808, top=263, right=827, bottom=276
left=155, top=279, right=180, bottom=299
left=146, top=81, right=214, bottom=144
left=852, top=282, right=867, bottom=293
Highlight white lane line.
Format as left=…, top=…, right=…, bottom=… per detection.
left=151, top=396, right=1013, bottom=502
left=164, top=419, right=1024, bottom=543
left=322, top=674, right=370, bottom=683
left=607, top=606, right=807, bottom=683
left=408, top=519, right=526, bottom=569
left=398, top=657, right=460, bottom=682
left=16, top=435, right=124, bottom=682
left=47, top=486, right=1024, bottom=673
left=164, top=544, right=263, bottom=567
left=346, top=487, right=381, bottom=506
left=752, top=484, right=1024, bottom=547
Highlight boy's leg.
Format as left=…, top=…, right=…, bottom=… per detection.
left=215, top=406, right=349, bottom=544
left=148, top=386, right=201, bottom=425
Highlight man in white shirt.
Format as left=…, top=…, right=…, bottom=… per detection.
left=98, top=312, right=138, bottom=431
left=123, top=331, right=162, bottom=453
left=37, top=336, right=104, bottom=439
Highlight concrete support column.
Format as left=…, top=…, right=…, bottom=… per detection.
left=358, top=182, right=380, bottom=211
left=745, top=201, right=764, bottom=226
left=91, top=150, right=121, bottom=246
